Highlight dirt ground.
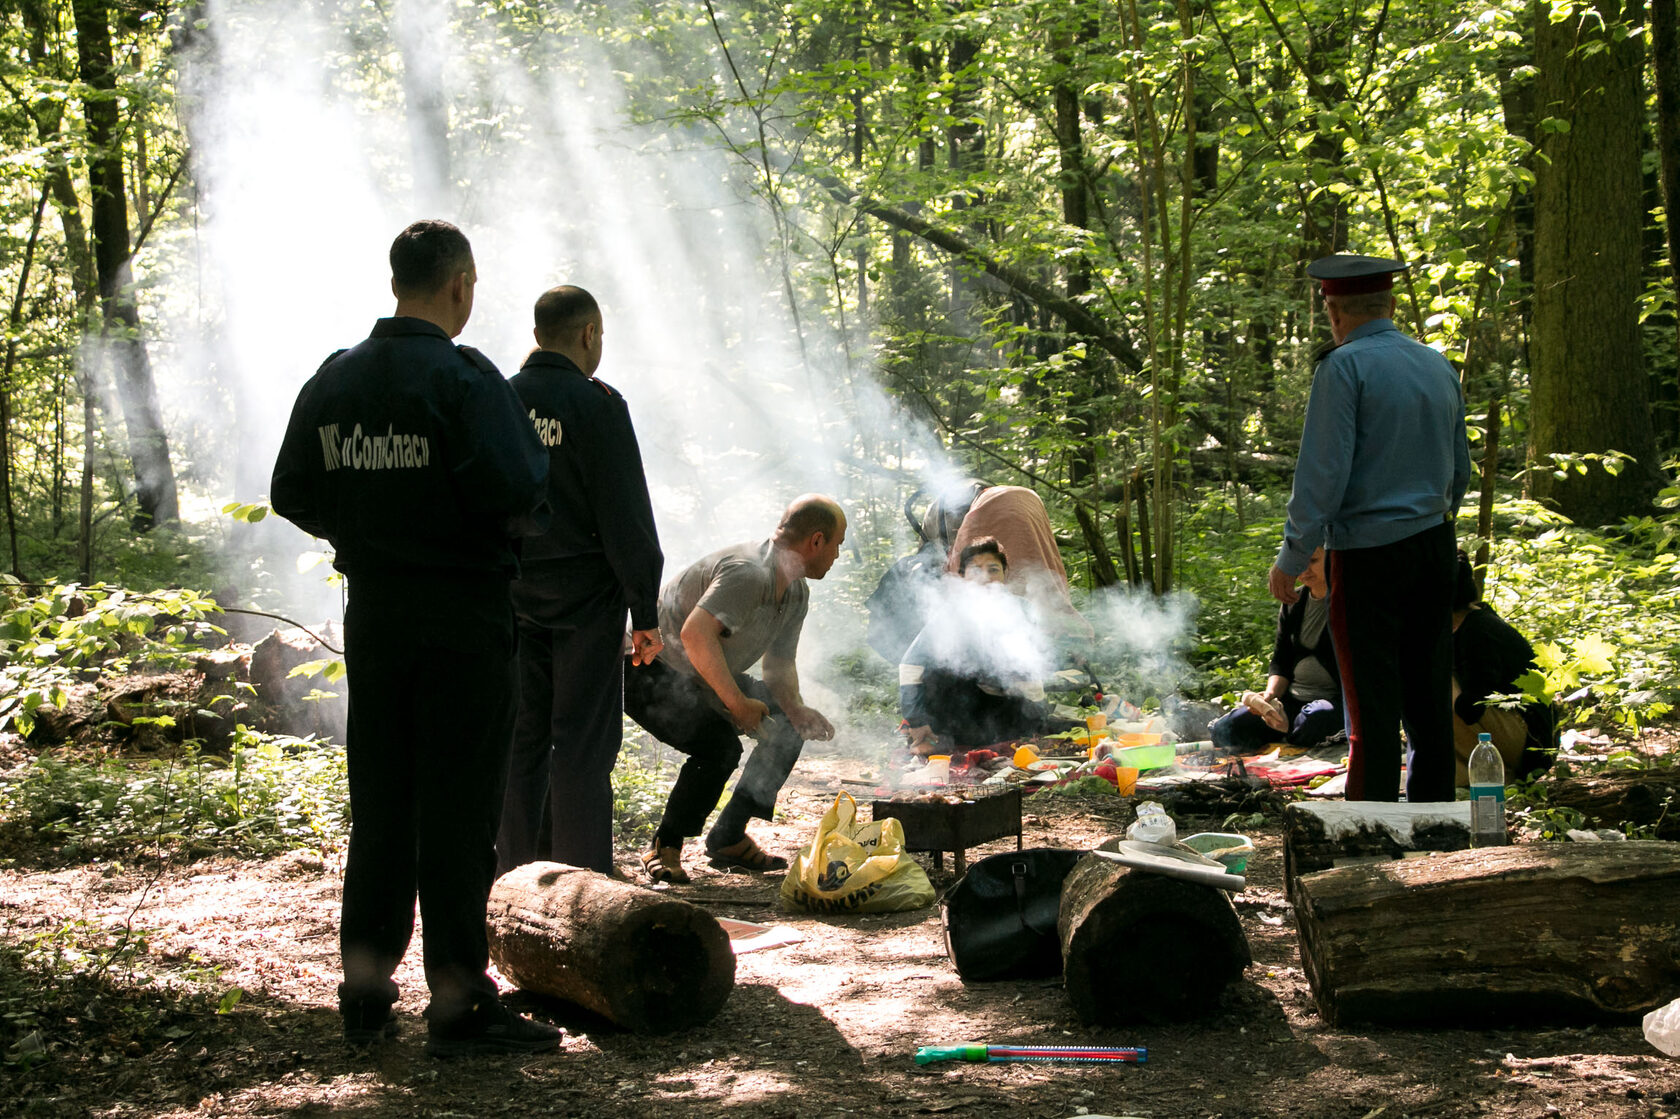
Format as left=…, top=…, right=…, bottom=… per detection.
left=3, top=751, right=1678, bottom=1119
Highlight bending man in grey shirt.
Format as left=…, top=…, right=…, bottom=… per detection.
left=624, top=495, right=845, bottom=884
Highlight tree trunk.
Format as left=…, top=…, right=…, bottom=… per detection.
left=1057, top=853, right=1251, bottom=1024
left=1654, top=0, right=1680, bottom=298
left=486, top=862, right=735, bottom=1033
left=1292, top=842, right=1680, bottom=1026
left=1074, top=504, right=1120, bottom=587
left=1, top=187, right=49, bottom=577
left=1544, top=768, right=1680, bottom=839
left=1052, top=16, right=1100, bottom=489
left=393, top=0, right=453, bottom=212
left=72, top=0, right=179, bottom=530
left=1528, top=0, right=1657, bottom=524
left=21, top=0, right=103, bottom=575
left=1474, top=397, right=1501, bottom=591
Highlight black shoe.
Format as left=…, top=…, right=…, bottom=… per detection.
left=424, top=1000, right=562, bottom=1059
left=342, top=1002, right=400, bottom=1045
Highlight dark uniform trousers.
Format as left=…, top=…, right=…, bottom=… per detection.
left=338, top=571, right=516, bottom=1024
left=499, top=557, right=628, bottom=876
left=623, top=658, right=806, bottom=846
left=1328, top=521, right=1456, bottom=803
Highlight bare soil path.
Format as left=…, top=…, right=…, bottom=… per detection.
left=3, top=753, right=1678, bottom=1118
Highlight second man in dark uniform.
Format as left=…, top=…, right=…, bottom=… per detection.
left=497, top=286, right=664, bottom=877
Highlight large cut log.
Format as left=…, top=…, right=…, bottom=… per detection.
left=1283, top=801, right=1472, bottom=894
left=1058, top=853, right=1251, bottom=1024
left=1291, top=841, right=1680, bottom=1027
left=487, top=862, right=735, bottom=1033
left=1544, top=769, right=1680, bottom=839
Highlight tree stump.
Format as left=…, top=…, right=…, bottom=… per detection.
left=1057, top=854, right=1251, bottom=1024
left=1291, top=841, right=1680, bottom=1026
left=1544, top=769, right=1680, bottom=839
left=249, top=625, right=347, bottom=742
left=487, top=862, right=735, bottom=1033
left=1283, top=801, right=1472, bottom=893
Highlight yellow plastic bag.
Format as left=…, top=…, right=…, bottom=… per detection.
left=780, top=792, right=936, bottom=915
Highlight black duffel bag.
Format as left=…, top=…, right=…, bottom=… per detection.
left=940, top=847, right=1087, bottom=981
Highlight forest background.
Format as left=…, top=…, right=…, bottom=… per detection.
left=0, top=0, right=1677, bottom=831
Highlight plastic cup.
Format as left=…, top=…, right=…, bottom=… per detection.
left=1113, top=766, right=1139, bottom=796
left=926, top=755, right=950, bottom=783
left=1086, top=712, right=1108, bottom=733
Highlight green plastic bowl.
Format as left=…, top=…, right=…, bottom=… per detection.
left=1114, top=743, right=1175, bottom=770
left=1181, top=832, right=1254, bottom=874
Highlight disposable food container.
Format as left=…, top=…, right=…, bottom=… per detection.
left=1180, top=832, right=1255, bottom=874
left=1114, top=743, right=1174, bottom=770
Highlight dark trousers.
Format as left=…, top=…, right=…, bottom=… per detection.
left=1329, top=521, right=1457, bottom=802
left=1210, top=695, right=1344, bottom=753
left=920, top=668, right=1052, bottom=748
left=498, top=559, right=627, bottom=876
left=338, top=571, right=515, bottom=1024
left=622, top=657, right=805, bottom=847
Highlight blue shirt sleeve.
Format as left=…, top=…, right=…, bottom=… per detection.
left=1278, top=358, right=1357, bottom=575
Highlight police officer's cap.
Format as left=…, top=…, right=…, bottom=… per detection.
left=1306, top=254, right=1407, bottom=296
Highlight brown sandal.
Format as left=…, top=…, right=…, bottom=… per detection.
left=641, top=844, right=690, bottom=885
left=706, top=835, right=789, bottom=872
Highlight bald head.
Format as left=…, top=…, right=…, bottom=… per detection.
left=775, top=494, right=847, bottom=580
left=776, top=495, right=844, bottom=543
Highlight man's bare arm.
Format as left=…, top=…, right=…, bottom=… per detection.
left=680, top=608, right=766, bottom=732
left=765, top=653, right=834, bottom=741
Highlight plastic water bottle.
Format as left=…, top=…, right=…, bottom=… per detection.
left=1127, top=801, right=1177, bottom=846
left=1468, top=732, right=1508, bottom=847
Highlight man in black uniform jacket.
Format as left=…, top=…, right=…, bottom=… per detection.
left=271, top=220, right=559, bottom=1058
left=497, top=286, right=664, bottom=876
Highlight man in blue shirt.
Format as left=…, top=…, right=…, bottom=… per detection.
left=1268, top=255, right=1471, bottom=802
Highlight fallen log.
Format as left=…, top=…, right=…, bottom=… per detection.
left=487, top=862, right=735, bottom=1033
left=1057, top=853, right=1251, bottom=1025
left=1543, top=768, right=1680, bottom=840
left=1291, top=841, right=1680, bottom=1027
left=1282, top=800, right=1472, bottom=894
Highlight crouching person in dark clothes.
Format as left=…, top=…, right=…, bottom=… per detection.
left=497, top=286, right=663, bottom=877
left=271, top=220, right=560, bottom=1058
left=625, top=496, right=845, bottom=885
left=1450, top=552, right=1554, bottom=785
left=1211, top=547, right=1345, bottom=754
left=899, top=539, right=1064, bottom=755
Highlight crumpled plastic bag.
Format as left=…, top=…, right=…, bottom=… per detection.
left=780, top=792, right=935, bottom=915
left=1645, top=995, right=1680, bottom=1057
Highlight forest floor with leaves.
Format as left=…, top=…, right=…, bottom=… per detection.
left=3, top=746, right=1679, bottom=1119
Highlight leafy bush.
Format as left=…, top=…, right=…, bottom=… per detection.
left=0, top=727, right=350, bottom=860
left=0, top=581, right=224, bottom=737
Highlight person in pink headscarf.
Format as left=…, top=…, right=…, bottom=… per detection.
left=943, top=486, right=1094, bottom=643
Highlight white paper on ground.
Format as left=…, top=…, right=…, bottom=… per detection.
left=714, top=917, right=805, bottom=955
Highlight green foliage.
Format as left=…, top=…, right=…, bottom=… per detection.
left=0, top=728, right=351, bottom=861
left=0, top=581, right=224, bottom=737
left=613, top=734, right=676, bottom=848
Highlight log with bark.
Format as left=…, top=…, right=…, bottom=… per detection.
left=1283, top=800, right=1473, bottom=893
left=1057, top=854, right=1251, bottom=1025
left=1542, top=768, right=1680, bottom=840
left=1291, top=841, right=1680, bottom=1027
left=487, top=862, right=735, bottom=1033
